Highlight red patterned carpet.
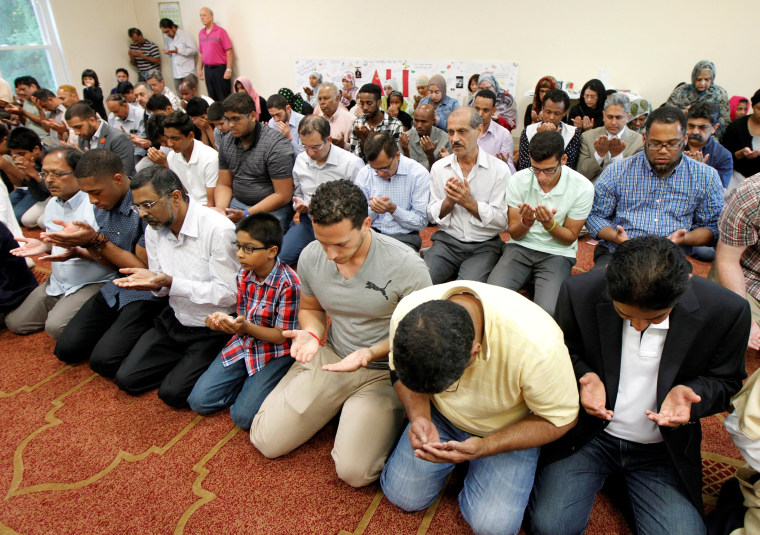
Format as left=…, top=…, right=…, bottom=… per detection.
left=0, top=230, right=755, bottom=535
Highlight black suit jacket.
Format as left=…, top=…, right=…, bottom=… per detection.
left=544, top=269, right=750, bottom=511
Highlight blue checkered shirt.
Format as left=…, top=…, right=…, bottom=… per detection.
left=586, top=151, right=724, bottom=253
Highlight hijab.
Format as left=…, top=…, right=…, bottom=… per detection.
left=691, top=60, right=716, bottom=93
left=477, top=73, right=501, bottom=94
left=384, top=78, right=399, bottom=93
left=627, top=96, right=652, bottom=133
left=279, top=88, right=304, bottom=114
left=428, top=74, right=447, bottom=106
left=730, top=95, right=749, bottom=122
left=415, top=76, right=429, bottom=87
left=234, top=76, right=261, bottom=116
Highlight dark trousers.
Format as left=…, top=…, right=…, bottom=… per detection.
left=114, top=306, right=230, bottom=408
left=54, top=292, right=167, bottom=377
left=203, top=64, right=231, bottom=102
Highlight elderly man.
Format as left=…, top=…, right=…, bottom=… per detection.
left=517, top=89, right=581, bottom=171
left=349, top=83, right=403, bottom=162
left=315, top=82, right=355, bottom=148
left=106, top=93, right=148, bottom=160
left=198, top=7, right=234, bottom=102
left=178, top=74, right=214, bottom=105
left=356, top=132, right=429, bottom=251
left=279, top=115, right=363, bottom=267
left=399, top=103, right=451, bottom=171
left=425, top=107, right=510, bottom=284
left=159, top=18, right=197, bottom=90
left=577, top=92, right=645, bottom=182
left=473, top=89, right=516, bottom=173
left=382, top=280, right=579, bottom=535
left=146, top=71, right=182, bottom=111
left=127, top=28, right=160, bottom=81
left=685, top=102, right=733, bottom=188
left=587, top=106, right=724, bottom=267
left=266, top=93, right=304, bottom=154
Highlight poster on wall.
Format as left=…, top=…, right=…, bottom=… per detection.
left=158, top=2, right=183, bottom=28
left=295, top=58, right=518, bottom=102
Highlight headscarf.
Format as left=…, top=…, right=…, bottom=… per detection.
left=415, top=75, right=429, bottom=87
left=532, top=76, right=557, bottom=113
left=279, top=87, right=304, bottom=114
left=667, top=60, right=729, bottom=136
left=428, top=74, right=447, bottom=105
left=575, top=79, right=607, bottom=124
left=384, top=78, right=399, bottom=94
left=729, top=95, right=748, bottom=121
left=309, top=72, right=323, bottom=88
left=691, top=60, right=716, bottom=93
left=627, top=96, right=651, bottom=133
left=477, top=73, right=501, bottom=94
left=234, top=76, right=261, bottom=116
left=341, top=72, right=358, bottom=107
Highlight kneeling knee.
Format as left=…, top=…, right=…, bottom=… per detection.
left=335, top=461, right=376, bottom=488
left=157, top=386, right=189, bottom=409
left=229, top=404, right=254, bottom=431
left=249, top=422, right=288, bottom=459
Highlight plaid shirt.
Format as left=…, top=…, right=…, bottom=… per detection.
left=719, top=173, right=760, bottom=300
left=349, top=111, right=403, bottom=162
left=220, top=258, right=300, bottom=375
left=586, top=151, right=723, bottom=253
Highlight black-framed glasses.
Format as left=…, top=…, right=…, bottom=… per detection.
left=646, top=141, right=683, bottom=152
left=232, top=241, right=269, bottom=254
left=130, top=198, right=162, bottom=214
left=531, top=164, right=560, bottom=176
left=39, top=170, right=74, bottom=179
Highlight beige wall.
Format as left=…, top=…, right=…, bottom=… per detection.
left=56, top=0, right=759, bottom=125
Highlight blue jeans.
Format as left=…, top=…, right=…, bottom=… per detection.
left=380, top=407, right=539, bottom=535
left=187, top=352, right=295, bottom=431
left=527, top=431, right=705, bottom=535
left=279, top=213, right=315, bottom=268
left=229, top=197, right=294, bottom=233
left=9, top=188, right=36, bottom=223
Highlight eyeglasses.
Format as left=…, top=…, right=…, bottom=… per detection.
left=232, top=241, right=269, bottom=254
left=646, top=141, right=683, bottom=152
left=531, top=164, right=560, bottom=176
left=39, top=170, right=74, bottom=179
left=303, top=142, right=325, bottom=151
left=130, top=198, right=163, bottom=213
left=223, top=114, right=248, bottom=124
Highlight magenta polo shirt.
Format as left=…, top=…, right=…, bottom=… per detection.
left=198, top=24, right=232, bottom=66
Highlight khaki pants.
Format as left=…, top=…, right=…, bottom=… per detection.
left=732, top=465, right=760, bottom=535
left=250, top=345, right=405, bottom=488
left=707, top=264, right=760, bottom=325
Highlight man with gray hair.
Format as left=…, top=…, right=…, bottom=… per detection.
left=577, top=92, right=645, bottom=182
left=425, top=107, right=510, bottom=283
left=146, top=71, right=183, bottom=111
left=178, top=74, right=214, bottom=105
left=315, top=82, right=355, bottom=148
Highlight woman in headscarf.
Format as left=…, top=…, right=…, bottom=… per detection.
left=418, top=74, right=459, bottom=131
left=627, top=96, right=652, bottom=134
left=667, top=60, right=730, bottom=137
left=730, top=96, right=750, bottom=122
left=412, top=75, right=429, bottom=112
left=721, top=89, right=760, bottom=182
left=233, top=76, right=271, bottom=122
left=566, top=78, right=606, bottom=132
left=340, top=72, right=358, bottom=110
left=279, top=88, right=313, bottom=116
left=464, top=74, right=480, bottom=107
left=303, top=72, right=322, bottom=108
left=477, top=73, right=517, bottom=131
left=523, top=76, right=557, bottom=126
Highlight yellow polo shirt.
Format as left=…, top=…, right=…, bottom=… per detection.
left=389, top=281, right=579, bottom=437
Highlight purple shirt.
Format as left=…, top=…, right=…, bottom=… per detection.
left=198, top=24, right=232, bottom=66
left=477, top=120, right=515, bottom=174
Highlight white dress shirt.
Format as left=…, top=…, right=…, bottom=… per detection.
left=292, top=144, right=364, bottom=206
left=166, top=139, right=219, bottom=205
left=164, top=28, right=197, bottom=79
left=428, top=149, right=509, bottom=242
left=146, top=200, right=238, bottom=326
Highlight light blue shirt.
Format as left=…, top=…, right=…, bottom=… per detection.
left=268, top=110, right=304, bottom=154
left=355, top=154, right=430, bottom=235
left=44, top=190, right=115, bottom=297
left=419, top=95, right=460, bottom=130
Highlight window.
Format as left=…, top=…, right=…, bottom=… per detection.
left=0, top=0, right=67, bottom=91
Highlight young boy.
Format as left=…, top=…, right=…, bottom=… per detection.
left=187, top=212, right=300, bottom=430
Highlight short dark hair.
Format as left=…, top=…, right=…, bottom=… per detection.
left=236, top=212, right=283, bottom=250
left=14, top=76, right=39, bottom=89
left=266, top=94, right=289, bottom=111
left=115, top=68, right=129, bottom=77
left=605, top=236, right=690, bottom=310
left=130, top=165, right=188, bottom=201
left=46, top=146, right=82, bottom=172
left=474, top=89, right=497, bottom=106
left=222, top=92, right=255, bottom=115
left=364, top=132, right=398, bottom=161
left=32, top=88, right=56, bottom=101
left=81, top=69, right=100, bottom=87
left=145, top=113, right=165, bottom=142
left=645, top=105, right=686, bottom=134
left=543, top=89, right=570, bottom=111
left=65, top=102, right=97, bottom=121
left=185, top=97, right=209, bottom=118
left=146, top=94, right=172, bottom=112
left=75, top=148, right=124, bottom=179
left=207, top=101, right=224, bottom=122
left=0, top=124, right=8, bottom=143
left=392, top=300, right=474, bottom=394
left=159, top=18, right=175, bottom=29
left=163, top=111, right=194, bottom=136
left=309, top=180, right=367, bottom=229
left=117, top=81, right=134, bottom=95
left=357, top=83, right=381, bottom=101
left=7, top=127, right=42, bottom=152
left=529, top=131, right=565, bottom=162
left=127, top=27, right=142, bottom=37
left=298, top=115, right=329, bottom=141
left=687, top=102, right=720, bottom=125
left=751, top=89, right=760, bottom=108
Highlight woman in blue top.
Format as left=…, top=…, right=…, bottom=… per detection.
left=418, top=74, right=459, bottom=131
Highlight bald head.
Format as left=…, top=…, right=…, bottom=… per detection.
left=199, top=7, right=214, bottom=26
left=413, top=103, right=438, bottom=137
left=448, top=107, right=482, bottom=130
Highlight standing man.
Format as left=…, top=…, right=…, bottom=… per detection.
left=198, top=7, right=234, bottom=102
left=315, top=82, right=355, bottom=148
left=159, top=18, right=197, bottom=91
left=425, top=107, right=510, bottom=284
left=65, top=102, right=136, bottom=176
left=399, top=103, right=451, bottom=171
left=127, top=28, right=161, bottom=82
left=349, top=84, right=403, bottom=162
left=528, top=236, right=750, bottom=535
left=473, top=89, right=516, bottom=173
left=382, top=281, right=579, bottom=535
left=251, top=179, right=431, bottom=487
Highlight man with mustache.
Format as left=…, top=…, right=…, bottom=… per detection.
left=684, top=102, right=733, bottom=189
left=586, top=106, right=724, bottom=267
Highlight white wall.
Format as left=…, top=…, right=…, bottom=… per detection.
left=54, top=0, right=760, bottom=126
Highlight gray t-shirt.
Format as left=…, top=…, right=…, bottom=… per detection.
left=298, top=230, right=431, bottom=368
left=407, top=126, right=451, bottom=171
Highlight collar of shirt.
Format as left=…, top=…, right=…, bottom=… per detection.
left=158, top=199, right=200, bottom=244
left=443, top=147, right=492, bottom=179
left=605, top=126, right=626, bottom=139
left=232, top=121, right=262, bottom=152
left=240, top=256, right=284, bottom=287
left=93, top=120, right=107, bottom=141
left=55, top=189, right=89, bottom=210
